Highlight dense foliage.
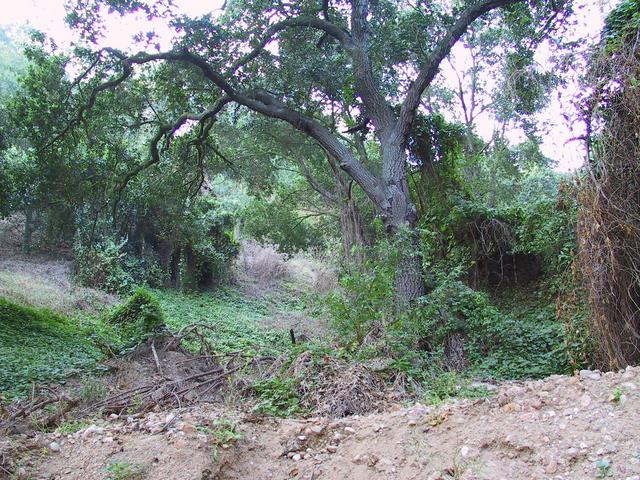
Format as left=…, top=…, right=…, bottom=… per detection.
left=0, top=0, right=618, bottom=406
left=106, top=288, right=165, bottom=345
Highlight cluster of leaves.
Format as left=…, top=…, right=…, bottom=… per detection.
left=242, top=192, right=326, bottom=254
left=251, top=377, right=302, bottom=417
left=602, top=0, right=640, bottom=52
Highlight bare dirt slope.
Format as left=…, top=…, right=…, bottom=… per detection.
left=34, top=366, right=640, bottom=480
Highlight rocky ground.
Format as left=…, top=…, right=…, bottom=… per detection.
left=6, top=366, right=639, bottom=480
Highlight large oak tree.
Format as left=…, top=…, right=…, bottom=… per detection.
left=54, top=0, right=570, bottom=306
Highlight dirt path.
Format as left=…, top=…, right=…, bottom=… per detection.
left=31, top=366, right=640, bottom=480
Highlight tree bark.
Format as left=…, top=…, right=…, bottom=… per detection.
left=340, top=192, right=368, bottom=265
left=379, top=143, right=427, bottom=308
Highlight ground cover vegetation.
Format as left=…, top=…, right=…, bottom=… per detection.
left=0, top=0, right=638, bottom=426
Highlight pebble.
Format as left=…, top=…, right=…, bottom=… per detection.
left=580, top=394, right=592, bottom=407
left=501, top=402, right=519, bottom=413
left=352, top=453, right=379, bottom=466
left=81, top=425, right=104, bottom=438
left=48, top=441, right=60, bottom=453
left=181, top=422, right=198, bottom=434
left=580, top=370, right=601, bottom=380
left=544, top=460, right=558, bottom=474
left=326, top=445, right=338, bottom=453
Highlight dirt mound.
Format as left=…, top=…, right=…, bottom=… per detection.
left=18, top=366, right=639, bottom=480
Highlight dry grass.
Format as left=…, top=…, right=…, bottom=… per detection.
left=234, top=240, right=337, bottom=296
left=579, top=34, right=640, bottom=369
left=0, top=258, right=117, bottom=316
left=286, top=250, right=338, bottom=295
left=234, top=240, right=289, bottom=292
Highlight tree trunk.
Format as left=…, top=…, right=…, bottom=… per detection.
left=23, top=206, right=34, bottom=254
left=380, top=142, right=427, bottom=309
left=340, top=197, right=368, bottom=265
left=331, top=168, right=368, bottom=265
left=391, top=226, right=427, bottom=310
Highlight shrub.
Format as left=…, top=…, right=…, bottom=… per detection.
left=73, top=238, right=135, bottom=294
left=106, top=288, right=165, bottom=345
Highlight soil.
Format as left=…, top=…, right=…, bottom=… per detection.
left=9, top=366, right=640, bottom=480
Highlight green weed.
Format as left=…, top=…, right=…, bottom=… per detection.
left=104, top=460, right=144, bottom=480
left=595, top=459, right=612, bottom=478
left=252, top=377, right=302, bottom=417
left=79, top=376, right=106, bottom=403
left=55, top=420, right=90, bottom=434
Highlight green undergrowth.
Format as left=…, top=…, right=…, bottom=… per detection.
left=479, top=282, right=570, bottom=379
left=0, top=284, right=301, bottom=398
left=0, top=298, right=104, bottom=398
left=107, top=288, right=165, bottom=346
left=155, top=288, right=292, bottom=356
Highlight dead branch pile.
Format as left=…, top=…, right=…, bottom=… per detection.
left=579, top=31, right=640, bottom=369
left=289, top=351, right=386, bottom=417
left=0, top=325, right=275, bottom=433
left=89, top=326, right=274, bottom=414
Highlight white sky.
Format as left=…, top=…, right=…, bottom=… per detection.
left=0, top=0, right=616, bottom=171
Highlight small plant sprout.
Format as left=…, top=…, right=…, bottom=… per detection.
left=609, top=387, right=625, bottom=404
left=595, top=459, right=612, bottom=478
left=105, top=460, right=144, bottom=480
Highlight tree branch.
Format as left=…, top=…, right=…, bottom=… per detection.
left=397, top=0, right=521, bottom=141
left=112, top=95, right=231, bottom=216
left=228, top=15, right=353, bottom=75
left=350, top=0, right=396, bottom=135
left=54, top=42, right=384, bottom=208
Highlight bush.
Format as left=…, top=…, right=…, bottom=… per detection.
left=106, top=288, right=165, bottom=345
left=73, top=237, right=167, bottom=295
left=73, top=238, right=135, bottom=294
